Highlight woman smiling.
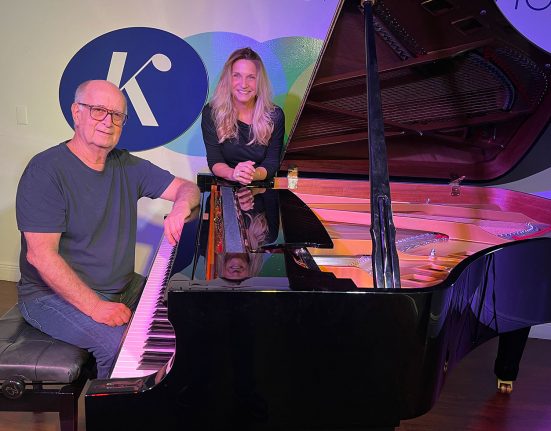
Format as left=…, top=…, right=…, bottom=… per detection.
left=201, top=47, right=285, bottom=184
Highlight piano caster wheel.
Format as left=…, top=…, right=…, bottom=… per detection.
left=497, top=378, right=513, bottom=394
left=1, top=375, right=26, bottom=399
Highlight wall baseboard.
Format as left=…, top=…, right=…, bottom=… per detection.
left=0, top=263, right=20, bottom=282
left=529, top=324, right=551, bottom=340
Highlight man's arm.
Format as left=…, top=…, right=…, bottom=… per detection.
left=160, top=177, right=200, bottom=245
left=24, top=231, right=132, bottom=326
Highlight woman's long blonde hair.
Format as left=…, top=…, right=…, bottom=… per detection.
left=210, top=47, right=274, bottom=146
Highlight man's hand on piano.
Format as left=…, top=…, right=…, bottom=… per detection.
left=90, top=301, right=132, bottom=327
left=163, top=201, right=191, bottom=246
left=159, top=177, right=200, bottom=245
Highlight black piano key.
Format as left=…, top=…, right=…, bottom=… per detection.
left=147, top=329, right=175, bottom=337
left=148, top=326, right=174, bottom=334
left=149, top=321, right=173, bottom=330
left=145, top=339, right=176, bottom=348
left=146, top=334, right=175, bottom=341
left=142, top=356, right=173, bottom=362
left=153, top=309, right=168, bottom=316
left=140, top=354, right=173, bottom=366
left=137, top=362, right=167, bottom=370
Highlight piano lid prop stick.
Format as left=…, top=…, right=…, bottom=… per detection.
left=361, top=0, right=401, bottom=288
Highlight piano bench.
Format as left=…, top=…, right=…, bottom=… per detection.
left=0, top=305, right=95, bottom=431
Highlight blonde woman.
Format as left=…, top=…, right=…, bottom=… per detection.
left=201, top=47, right=285, bottom=185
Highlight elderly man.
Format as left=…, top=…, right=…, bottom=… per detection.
left=15, top=80, right=199, bottom=378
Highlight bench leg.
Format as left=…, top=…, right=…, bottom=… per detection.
left=57, top=371, right=89, bottom=431
left=59, top=394, right=78, bottom=431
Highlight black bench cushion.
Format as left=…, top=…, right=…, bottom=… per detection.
left=0, top=305, right=89, bottom=383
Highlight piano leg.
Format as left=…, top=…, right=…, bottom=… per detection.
left=494, top=327, right=530, bottom=393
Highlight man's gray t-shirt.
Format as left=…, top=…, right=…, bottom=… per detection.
left=16, top=142, right=175, bottom=301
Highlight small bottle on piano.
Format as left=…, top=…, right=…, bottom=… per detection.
left=287, top=166, right=298, bottom=189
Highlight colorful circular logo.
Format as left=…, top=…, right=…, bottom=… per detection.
left=59, top=27, right=208, bottom=151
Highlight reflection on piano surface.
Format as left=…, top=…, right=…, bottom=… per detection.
left=86, top=0, right=551, bottom=429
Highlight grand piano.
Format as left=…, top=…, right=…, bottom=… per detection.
left=86, top=0, right=551, bottom=429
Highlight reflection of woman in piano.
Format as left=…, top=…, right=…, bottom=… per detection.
left=217, top=213, right=266, bottom=281
left=201, top=47, right=285, bottom=185
left=216, top=187, right=280, bottom=283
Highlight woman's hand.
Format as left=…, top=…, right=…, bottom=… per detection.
left=236, top=187, right=255, bottom=211
left=232, top=160, right=256, bottom=185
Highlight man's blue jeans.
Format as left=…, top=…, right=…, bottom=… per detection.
left=18, top=273, right=144, bottom=379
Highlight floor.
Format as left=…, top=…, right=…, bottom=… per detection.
left=1, top=280, right=550, bottom=430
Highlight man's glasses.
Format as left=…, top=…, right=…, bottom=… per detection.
left=77, top=103, right=128, bottom=127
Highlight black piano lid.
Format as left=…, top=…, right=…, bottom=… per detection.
left=280, top=0, right=551, bottom=183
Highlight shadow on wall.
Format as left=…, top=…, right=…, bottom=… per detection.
left=135, top=219, right=165, bottom=276
left=489, top=122, right=551, bottom=186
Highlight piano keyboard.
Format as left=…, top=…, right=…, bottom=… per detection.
left=110, top=235, right=176, bottom=378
